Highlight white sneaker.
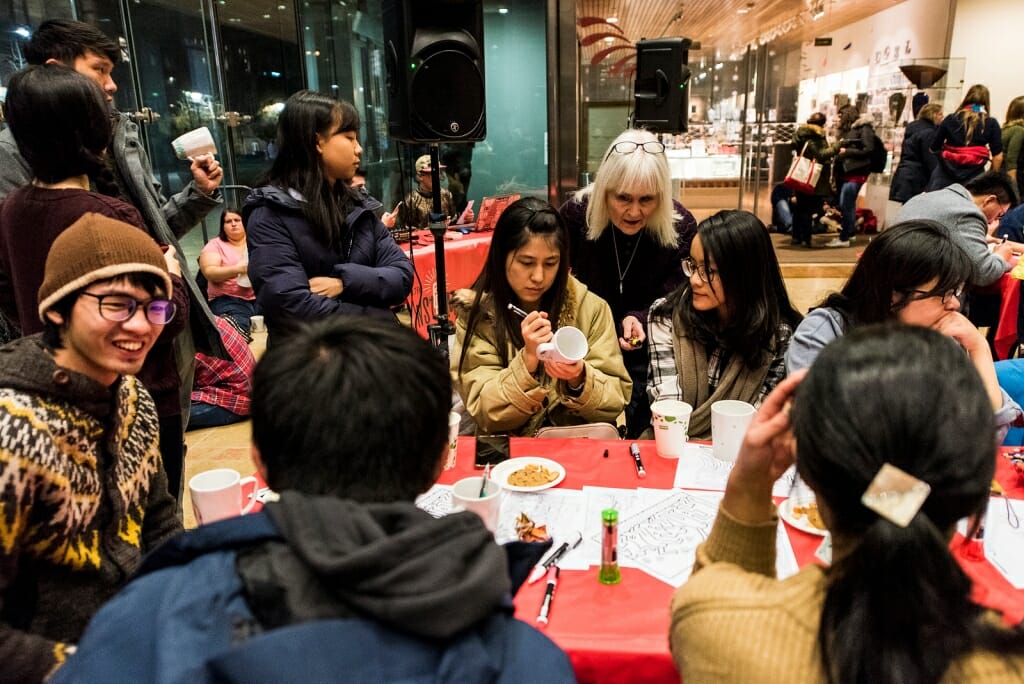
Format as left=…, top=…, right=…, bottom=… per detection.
left=825, top=238, right=851, bottom=247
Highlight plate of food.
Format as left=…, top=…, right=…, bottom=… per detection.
left=779, top=497, right=828, bottom=536
left=490, top=457, right=566, bottom=492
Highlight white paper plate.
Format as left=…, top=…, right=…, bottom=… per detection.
left=779, top=497, right=828, bottom=536
left=490, top=457, right=566, bottom=492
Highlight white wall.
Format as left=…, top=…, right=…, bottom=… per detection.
left=949, top=0, right=1024, bottom=121
left=797, top=0, right=955, bottom=118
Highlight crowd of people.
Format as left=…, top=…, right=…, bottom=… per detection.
left=2, top=16, right=1024, bottom=684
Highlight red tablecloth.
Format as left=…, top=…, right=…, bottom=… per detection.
left=436, top=438, right=1024, bottom=684
left=403, top=230, right=492, bottom=338
left=994, top=269, right=1021, bottom=360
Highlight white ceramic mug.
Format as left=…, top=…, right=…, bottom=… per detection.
left=450, top=476, right=501, bottom=532
left=171, top=126, right=217, bottom=161
left=249, top=315, right=266, bottom=333
left=650, top=399, right=693, bottom=458
left=711, top=400, right=756, bottom=462
left=189, top=468, right=258, bottom=525
left=537, top=326, right=588, bottom=363
left=444, top=411, right=460, bottom=470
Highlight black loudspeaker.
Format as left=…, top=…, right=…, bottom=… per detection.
left=633, top=38, right=692, bottom=133
left=383, top=0, right=486, bottom=143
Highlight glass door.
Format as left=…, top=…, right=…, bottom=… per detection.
left=117, top=0, right=302, bottom=250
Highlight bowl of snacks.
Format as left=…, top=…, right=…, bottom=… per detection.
left=490, top=457, right=566, bottom=492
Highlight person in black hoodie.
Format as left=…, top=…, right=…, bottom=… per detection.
left=51, top=316, right=575, bottom=684
left=889, top=103, right=943, bottom=205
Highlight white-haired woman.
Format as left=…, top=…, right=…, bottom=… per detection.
left=559, top=128, right=697, bottom=438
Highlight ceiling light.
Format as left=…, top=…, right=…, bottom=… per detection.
left=607, top=16, right=618, bottom=23
left=498, top=7, right=508, bottom=13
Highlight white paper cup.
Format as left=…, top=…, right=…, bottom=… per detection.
left=444, top=411, right=460, bottom=470
left=171, top=126, right=217, bottom=160
left=711, top=400, right=756, bottom=462
left=189, top=468, right=258, bottom=525
left=451, top=476, right=501, bottom=532
left=249, top=315, right=266, bottom=333
left=537, top=326, right=588, bottom=363
left=650, top=399, right=692, bottom=458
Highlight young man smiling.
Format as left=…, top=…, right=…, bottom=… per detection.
left=0, top=215, right=181, bottom=683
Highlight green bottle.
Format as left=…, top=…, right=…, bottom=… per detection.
left=598, top=508, right=621, bottom=585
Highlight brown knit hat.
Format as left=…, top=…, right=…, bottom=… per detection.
left=38, top=213, right=172, bottom=321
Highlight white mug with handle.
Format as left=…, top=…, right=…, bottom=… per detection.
left=189, top=468, right=258, bottom=525
left=537, top=326, right=588, bottom=363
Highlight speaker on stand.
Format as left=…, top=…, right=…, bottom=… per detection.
left=383, top=0, right=486, bottom=357
left=633, top=38, right=692, bottom=134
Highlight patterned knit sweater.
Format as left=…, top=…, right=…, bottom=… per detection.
left=0, top=336, right=181, bottom=683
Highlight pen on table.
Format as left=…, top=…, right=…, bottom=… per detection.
left=507, top=303, right=529, bottom=319
left=536, top=566, right=560, bottom=626
left=528, top=531, right=583, bottom=584
left=479, top=462, right=491, bottom=498
left=629, top=442, right=647, bottom=479
left=602, top=448, right=609, bottom=458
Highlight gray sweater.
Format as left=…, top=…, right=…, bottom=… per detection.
left=896, top=184, right=1009, bottom=287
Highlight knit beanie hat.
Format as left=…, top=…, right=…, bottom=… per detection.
left=38, top=213, right=172, bottom=321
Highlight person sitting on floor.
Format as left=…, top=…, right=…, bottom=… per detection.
left=671, top=324, right=1024, bottom=682
left=198, top=209, right=257, bottom=334
left=188, top=316, right=255, bottom=430
left=452, top=197, right=632, bottom=436
left=646, top=210, right=802, bottom=440
left=51, top=317, right=574, bottom=683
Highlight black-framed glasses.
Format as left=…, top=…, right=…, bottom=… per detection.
left=681, top=257, right=717, bottom=284
left=898, top=285, right=964, bottom=307
left=80, top=292, right=176, bottom=325
left=603, top=140, right=666, bottom=162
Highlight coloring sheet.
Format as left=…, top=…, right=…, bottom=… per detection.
left=579, top=486, right=674, bottom=567
left=495, top=489, right=589, bottom=570
left=615, top=489, right=722, bottom=585
left=673, top=443, right=797, bottom=497
left=982, top=496, right=1024, bottom=589
left=415, top=484, right=452, bottom=517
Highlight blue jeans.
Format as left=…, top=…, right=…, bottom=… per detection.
left=996, top=360, right=1024, bottom=446
left=208, top=296, right=258, bottom=334
left=188, top=402, right=247, bottom=430
left=839, top=181, right=863, bottom=241
left=774, top=199, right=793, bottom=234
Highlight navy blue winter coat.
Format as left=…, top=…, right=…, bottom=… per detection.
left=243, top=186, right=413, bottom=332
left=52, top=496, right=576, bottom=684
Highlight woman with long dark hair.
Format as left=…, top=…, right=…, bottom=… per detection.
left=244, top=91, right=412, bottom=335
left=786, top=219, right=1019, bottom=438
left=671, top=324, right=1024, bottom=683
left=928, top=84, right=1004, bottom=190
left=453, top=197, right=631, bottom=436
left=647, top=210, right=801, bottom=439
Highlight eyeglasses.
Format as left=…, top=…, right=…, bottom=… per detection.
left=681, top=257, right=717, bottom=284
left=603, top=140, right=666, bottom=162
left=79, top=292, right=176, bottom=325
left=899, top=285, right=964, bottom=307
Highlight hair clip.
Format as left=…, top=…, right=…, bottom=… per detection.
left=861, top=463, right=931, bottom=528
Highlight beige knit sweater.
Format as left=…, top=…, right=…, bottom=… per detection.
left=670, top=505, right=1024, bottom=683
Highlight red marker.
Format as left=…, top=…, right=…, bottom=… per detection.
left=536, top=566, right=559, bottom=625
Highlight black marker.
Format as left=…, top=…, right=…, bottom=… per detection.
left=629, top=442, right=647, bottom=479
left=536, top=566, right=559, bottom=625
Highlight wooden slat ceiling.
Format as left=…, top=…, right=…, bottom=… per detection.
left=578, top=0, right=908, bottom=65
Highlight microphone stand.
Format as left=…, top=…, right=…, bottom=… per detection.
left=425, top=144, right=455, bottom=358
